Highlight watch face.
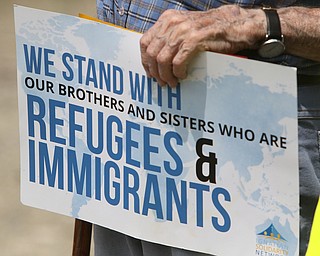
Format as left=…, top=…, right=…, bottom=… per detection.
left=258, top=39, right=285, bottom=58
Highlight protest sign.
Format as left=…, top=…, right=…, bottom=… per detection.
left=15, top=5, right=299, bottom=255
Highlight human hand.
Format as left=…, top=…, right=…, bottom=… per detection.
left=140, top=5, right=265, bottom=87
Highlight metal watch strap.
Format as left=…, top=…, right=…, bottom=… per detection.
left=263, top=8, right=283, bottom=41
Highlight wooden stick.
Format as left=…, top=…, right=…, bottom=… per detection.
left=72, top=219, right=93, bottom=256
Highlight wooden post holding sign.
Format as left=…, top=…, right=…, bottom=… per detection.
left=72, top=219, right=92, bottom=256
left=15, top=6, right=299, bottom=256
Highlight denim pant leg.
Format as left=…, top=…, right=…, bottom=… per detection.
left=298, top=85, right=320, bottom=255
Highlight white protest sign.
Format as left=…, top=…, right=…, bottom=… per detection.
left=15, top=5, right=299, bottom=255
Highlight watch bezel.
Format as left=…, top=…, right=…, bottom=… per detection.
left=258, top=38, right=285, bottom=58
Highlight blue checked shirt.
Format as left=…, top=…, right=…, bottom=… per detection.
left=96, top=0, right=320, bottom=71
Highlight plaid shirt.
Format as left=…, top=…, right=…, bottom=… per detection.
left=96, top=0, right=320, bottom=70
left=96, top=0, right=300, bottom=33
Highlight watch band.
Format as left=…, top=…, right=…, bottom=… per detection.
left=262, top=8, right=283, bottom=41
left=258, top=8, right=285, bottom=58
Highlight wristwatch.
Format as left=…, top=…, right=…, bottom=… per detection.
left=258, top=8, right=285, bottom=58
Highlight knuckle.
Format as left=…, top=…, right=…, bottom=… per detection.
left=172, top=57, right=183, bottom=68
left=161, top=9, right=176, bottom=18
left=157, top=54, right=170, bottom=66
left=139, top=36, right=149, bottom=49
left=159, top=9, right=182, bottom=25
left=178, top=22, right=191, bottom=34
left=186, top=30, right=202, bottom=45
left=146, top=47, right=158, bottom=59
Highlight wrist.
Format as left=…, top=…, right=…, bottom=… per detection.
left=238, top=8, right=267, bottom=50
left=258, top=8, right=285, bottom=58
left=227, top=6, right=267, bottom=49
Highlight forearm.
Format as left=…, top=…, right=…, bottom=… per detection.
left=204, top=6, right=320, bottom=62
left=189, top=6, right=320, bottom=62
left=278, top=7, right=320, bottom=62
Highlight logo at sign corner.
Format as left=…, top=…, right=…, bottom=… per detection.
left=256, top=223, right=289, bottom=256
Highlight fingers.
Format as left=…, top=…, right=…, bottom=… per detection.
left=140, top=28, right=167, bottom=86
left=140, top=29, right=179, bottom=87
left=140, top=6, right=258, bottom=86
left=157, top=46, right=180, bottom=87
left=172, top=43, right=197, bottom=81
left=140, top=11, right=194, bottom=87
left=140, top=33, right=194, bottom=87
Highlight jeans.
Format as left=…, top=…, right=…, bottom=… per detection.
left=298, top=84, right=320, bottom=255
